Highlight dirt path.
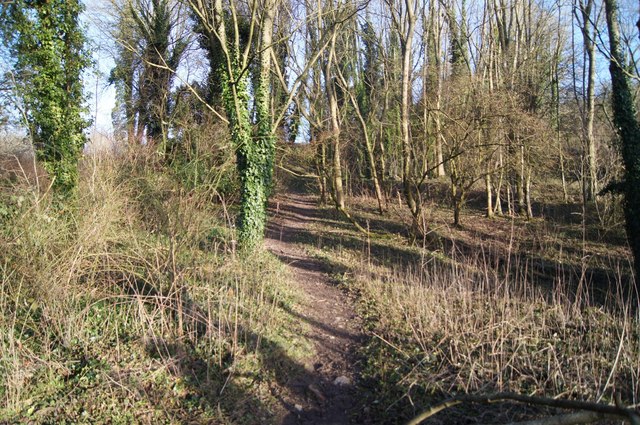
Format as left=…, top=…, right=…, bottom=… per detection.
left=265, top=192, right=367, bottom=425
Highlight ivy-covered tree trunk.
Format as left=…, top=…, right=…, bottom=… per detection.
left=238, top=0, right=276, bottom=250
left=109, top=4, right=139, bottom=145
left=203, top=0, right=277, bottom=252
left=222, top=69, right=259, bottom=249
left=1, top=0, right=90, bottom=198
left=604, top=0, right=640, bottom=285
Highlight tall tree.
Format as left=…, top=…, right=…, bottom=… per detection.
left=249, top=0, right=278, bottom=247
left=322, top=7, right=346, bottom=212
left=574, top=0, right=598, bottom=202
left=386, top=0, right=422, bottom=234
left=603, top=0, right=640, bottom=286
left=189, top=0, right=279, bottom=250
left=109, top=0, right=188, bottom=152
left=131, top=0, right=188, bottom=152
left=424, top=0, right=446, bottom=178
left=109, top=0, right=140, bottom=145
left=191, top=0, right=230, bottom=104
left=0, top=0, right=90, bottom=197
left=335, top=18, right=385, bottom=214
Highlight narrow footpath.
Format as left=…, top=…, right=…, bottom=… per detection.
left=264, top=192, right=368, bottom=425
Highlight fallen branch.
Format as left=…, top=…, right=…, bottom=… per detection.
left=406, top=392, right=640, bottom=425
left=276, top=164, right=319, bottom=179
left=501, top=411, right=606, bottom=425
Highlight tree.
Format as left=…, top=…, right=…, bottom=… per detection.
left=386, top=0, right=423, bottom=234
left=573, top=0, right=598, bottom=203
left=133, top=0, right=188, bottom=151
left=0, top=0, right=90, bottom=197
left=248, top=0, right=278, bottom=247
left=108, top=0, right=189, bottom=153
left=335, top=20, right=385, bottom=215
left=188, top=0, right=279, bottom=250
left=322, top=5, right=346, bottom=212
left=603, top=0, right=640, bottom=286
left=109, top=0, right=140, bottom=145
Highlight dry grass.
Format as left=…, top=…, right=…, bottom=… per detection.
left=334, top=243, right=637, bottom=423
left=301, top=186, right=639, bottom=423
left=0, top=149, right=310, bottom=424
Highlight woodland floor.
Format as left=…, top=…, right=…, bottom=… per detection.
left=260, top=175, right=634, bottom=424
left=265, top=191, right=369, bottom=425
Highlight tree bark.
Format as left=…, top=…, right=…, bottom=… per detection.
left=577, top=0, right=598, bottom=202
left=323, top=29, right=345, bottom=211
left=486, top=166, right=494, bottom=218
left=397, top=0, right=422, bottom=232
left=604, top=0, right=640, bottom=287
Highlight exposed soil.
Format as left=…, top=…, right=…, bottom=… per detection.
left=265, top=192, right=368, bottom=425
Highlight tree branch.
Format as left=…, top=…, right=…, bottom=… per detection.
left=407, top=392, right=640, bottom=425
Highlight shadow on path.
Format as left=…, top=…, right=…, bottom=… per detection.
left=265, top=192, right=371, bottom=425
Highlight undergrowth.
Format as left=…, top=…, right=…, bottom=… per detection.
left=355, top=259, right=638, bottom=422
left=0, top=149, right=311, bottom=424
left=307, top=194, right=639, bottom=424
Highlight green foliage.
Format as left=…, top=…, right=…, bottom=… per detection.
left=0, top=0, right=91, bottom=197
left=221, top=56, right=275, bottom=252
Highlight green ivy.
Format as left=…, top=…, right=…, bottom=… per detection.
left=219, top=49, right=276, bottom=252
left=221, top=60, right=258, bottom=251
left=1, top=0, right=91, bottom=198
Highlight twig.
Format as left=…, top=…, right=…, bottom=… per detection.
left=596, top=325, right=626, bottom=403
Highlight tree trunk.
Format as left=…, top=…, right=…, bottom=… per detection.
left=316, top=137, right=328, bottom=204
left=486, top=169, right=494, bottom=218
left=494, top=146, right=504, bottom=215
left=525, top=169, right=533, bottom=219
left=604, top=0, right=640, bottom=286
left=578, top=0, right=598, bottom=202
left=324, top=31, right=345, bottom=211
left=551, top=16, right=569, bottom=203
left=398, top=0, right=422, bottom=232
left=208, top=0, right=276, bottom=251
left=239, top=0, right=277, bottom=249
left=432, top=2, right=446, bottom=177
left=517, top=143, right=526, bottom=215
left=378, top=102, right=388, bottom=184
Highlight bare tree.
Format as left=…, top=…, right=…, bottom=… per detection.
left=574, top=0, right=599, bottom=202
